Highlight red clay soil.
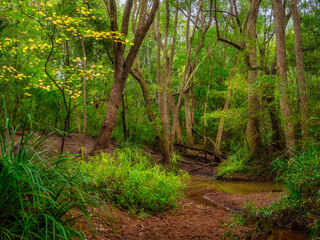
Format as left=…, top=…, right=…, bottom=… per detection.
left=43, top=133, right=96, bottom=154
left=204, top=192, right=282, bottom=212
left=77, top=199, right=253, bottom=240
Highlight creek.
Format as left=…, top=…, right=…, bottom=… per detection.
left=185, top=176, right=309, bottom=240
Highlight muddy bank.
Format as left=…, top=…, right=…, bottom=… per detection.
left=77, top=176, right=308, bottom=240
left=203, top=192, right=282, bottom=212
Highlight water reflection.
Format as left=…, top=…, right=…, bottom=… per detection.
left=186, top=176, right=282, bottom=196
left=185, top=176, right=309, bottom=240
left=265, top=228, right=309, bottom=240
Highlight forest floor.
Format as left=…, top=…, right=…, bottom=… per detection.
left=40, top=133, right=284, bottom=239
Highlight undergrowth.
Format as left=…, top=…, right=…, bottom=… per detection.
left=79, top=147, right=188, bottom=215
left=217, top=146, right=274, bottom=178
left=273, top=145, right=320, bottom=238
left=230, top=144, right=320, bottom=239
left=217, top=148, right=249, bottom=177
left=0, top=117, right=102, bottom=239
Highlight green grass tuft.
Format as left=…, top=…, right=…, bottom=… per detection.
left=79, top=147, right=187, bottom=215
left=0, top=117, right=103, bottom=239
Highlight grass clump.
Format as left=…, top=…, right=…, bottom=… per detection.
left=0, top=119, right=102, bottom=239
left=79, top=147, right=186, bottom=215
left=217, top=148, right=249, bottom=177
left=273, top=145, right=320, bottom=237
left=237, top=144, right=320, bottom=238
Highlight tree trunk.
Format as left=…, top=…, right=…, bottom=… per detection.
left=130, top=67, right=165, bottom=157
left=169, top=93, right=183, bottom=143
left=169, top=0, right=213, bottom=153
left=215, top=53, right=240, bottom=153
left=80, top=36, right=87, bottom=152
left=92, top=0, right=159, bottom=153
left=246, top=0, right=264, bottom=157
left=273, top=0, right=297, bottom=155
left=290, top=0, right=310, bottom=143
left=93, top=72, right=126, bottom=151
left=185, top=87, right=194, bottom=146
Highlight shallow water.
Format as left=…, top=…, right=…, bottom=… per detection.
left=266, top=228, right=309, bottom=240
left=186, top=176, right=282, bottom=196
left=185, top=176, right=309, bottom=240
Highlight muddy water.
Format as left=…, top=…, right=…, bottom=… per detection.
left=185, top=176, right=309, bottom=240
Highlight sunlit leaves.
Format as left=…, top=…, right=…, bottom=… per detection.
left=0, top=0, right=129, bottom=103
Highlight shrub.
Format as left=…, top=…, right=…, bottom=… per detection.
left=79, top=147, right=186, bottom=214
left=0, top=119, right=101, bottom=239
left=217, top=148, right=249, bottom=177
left=255, top=144, right=320, bottom=238
left=273, top=144, right=320, bottom=205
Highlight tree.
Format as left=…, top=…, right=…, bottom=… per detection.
left=92, top=0, right=159, bottom=152
left=290, top=0, right=310, bottom=143
left=246, top=0, right=264, bottom=157
left=273, top=0, right=296, bottom=155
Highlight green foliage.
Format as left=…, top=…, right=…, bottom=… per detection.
left=273, top=145, right=320, bottom=204
left=79, top=147, right=186, bottom=215
left=217, top=148, right=249, bottom=177
left=0, top=119, right=102, bottom=239
left=240, top=144, right=320, bottom=238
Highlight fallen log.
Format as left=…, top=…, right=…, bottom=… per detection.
left=189, top=162, right=219, bottom=173
left=174, top=143, right=224, bottom=162
left=184, top=154, right=213, bottom=163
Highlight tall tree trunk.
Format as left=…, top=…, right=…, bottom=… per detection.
left=169, top=0, right=213, bottom=153
left=80, top=36, right=87, bottom=152
left=203, top=82, right=210, bottom=150
left=215, top=53, right=240, bottom=153
left=273, top=0, right=297, bottom=155
left=185, top=87, right=194, bottom=146
left=169, top=93, right=183, bottom=143
left=246, top=0, right=263, bottom=157
left=290, top=0, right=310, bottom=143
left=92, top=0, right=159, bottom=152
left=130, top=65, right=165, bottom=158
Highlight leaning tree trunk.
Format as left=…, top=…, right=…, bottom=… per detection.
left=130, top=67, right=165, bottom=156
left=92, top=0, right=159, bottom=152
left=290, top=0, right=310, bottom=143
left=273, top=0, right=297, bottom=155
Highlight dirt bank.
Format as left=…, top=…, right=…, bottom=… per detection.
left=204, top=192, right=282, bottom=212
left=78, top=199, right=252, bottom=240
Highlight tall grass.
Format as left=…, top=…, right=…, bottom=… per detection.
left=273, top=144, right=320, bottom=238
left=79, top=147, right=187, bottom=215
left=0, top=116, right=101, bottom=239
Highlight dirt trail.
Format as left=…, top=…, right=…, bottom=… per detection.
left=78, top=199, right=253, bottom=240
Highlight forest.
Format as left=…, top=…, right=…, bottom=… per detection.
left=0, top=0, right=320, bottom=239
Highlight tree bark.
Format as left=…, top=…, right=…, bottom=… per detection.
left=169, top=93, right=183, bottom=143
left=92, top=0, right=159, bottom=152
left=215, top=53, right=240, bottom=153
left=80, top=36, right=87, bottom=152
left=130, top=67, right=165, bottom=154
left=170, top=0, right=213, bottom=153
left=246, top=0, right=264, bottom=157
left=185, top=87, right=194, bottom=146
left=290, top=0, right=310, bottom=142
left=273, top=0, right=297, bottom=155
